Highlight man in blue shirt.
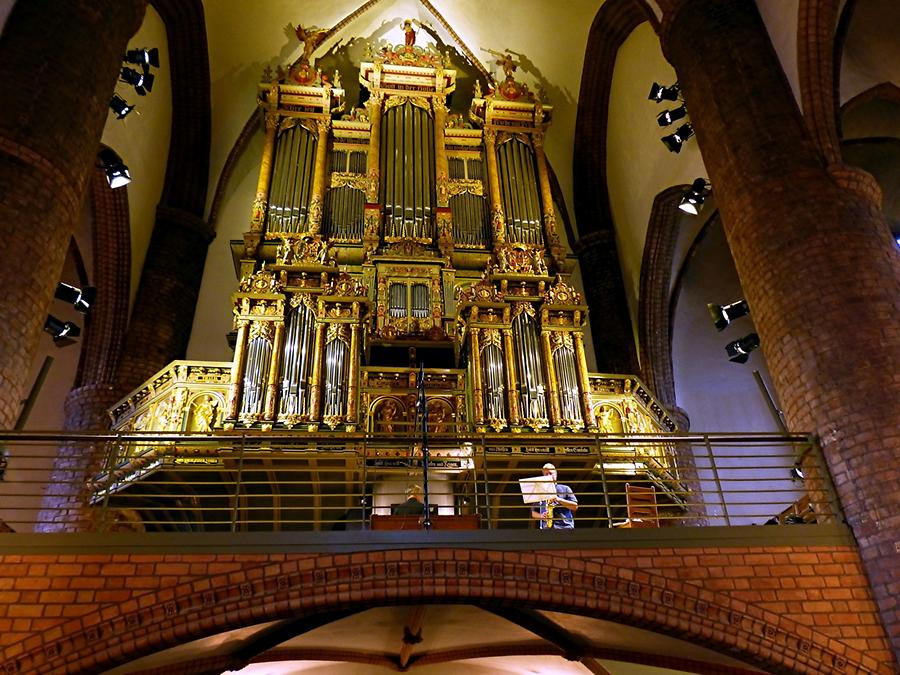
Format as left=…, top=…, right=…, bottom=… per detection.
left=531, top=463, right=578, bottom=529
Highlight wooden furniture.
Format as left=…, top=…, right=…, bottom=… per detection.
left=370, top=514, right=481, bottom=531
left=614, top=483, right=659, bottom=528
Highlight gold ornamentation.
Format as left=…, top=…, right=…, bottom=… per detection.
left=480, top=328, right=502, bottom=350
left=544, top=276, right=583, bottom=305
left=239, top=269, right=280, bottom=293
left=250, top=197, right=267, bottom=229
left=326, top=322, right=350, bottom=345
left=511, top=302, right=536, bottom=320
left=324, top=272, right=367, bottom=297
left=448, top=179, right=484, bottom=197
left=249, top=321, right=275, bottom=341
left=494, top=245, right=547, bottom=275
left=330, top=172, right=368, bottom=191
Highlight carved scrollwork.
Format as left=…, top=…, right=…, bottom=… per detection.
left=330, top=172, right=368, bottom=191
left=493, top=245, right=547, bottom=275
left=448, top=179, right=484, bottom=197
left=239, top=269, right=281, bottom=293
left=324, top=272, right=367, bottom=297
left=544, top=276, right=583, bottom=305
left=275, top=235, right=335, bottom=267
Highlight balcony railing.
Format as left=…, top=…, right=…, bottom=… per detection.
left=0, top=431, right=841, bottom=533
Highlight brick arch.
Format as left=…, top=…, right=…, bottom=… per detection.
left=6, top=550, right=876, bottom=675
left=572, top=0, right=651, bottom=374
left=637, top=185, right=687, bottom=414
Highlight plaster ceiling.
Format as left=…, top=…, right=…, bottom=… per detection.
left=104, top=604, right=766, bottom=674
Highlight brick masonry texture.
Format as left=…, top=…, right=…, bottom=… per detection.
left=0, top=546, right=891, bottom=674
left=662, top=0, right=900, bottom=663
left=0, top=0, right=147, bottom=431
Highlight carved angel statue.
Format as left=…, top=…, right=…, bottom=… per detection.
left=295, top=24, right=329, bottom=62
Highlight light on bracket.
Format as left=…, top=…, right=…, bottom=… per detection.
left=648, top=81, right=680, bottom=103
left=707, top=299, right=750, bottom=331
left=109, top=94, right=136, bottom=119
left=656, top=104, right=688, bottom=127
left=661, top=123, right=694, bottom=153
left=55, top=283, right=96, bottom=314
left=725, top=333, right=760, bottom=364
left=124, top=47, right=160, bottom=70
left=119, top=67, right=154, bottom=96
left=678, top=178, right=710, bottom=215
left=43, top=316, right=81, bottom=347
left=98, top=148, right=131, bottom=189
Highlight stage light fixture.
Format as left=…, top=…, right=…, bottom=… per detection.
left=109, top=94, right=136, bottom=119
left=98, top=148, right=131, bottom=188
left=725, top=333, right=760, bottom=364
left=124, top=47, right=160, bottom=69
left=678, top=177, right=710, bottom=215
left=55, top=283, right=96, bottom=314
left=656, top=104, right=688, bottom=127
left=707, top=299, right=750, bottom=331
left=120, top=67, right=154, bottom=96
left=649, top=81, right=680, bottom=103
left=661, top=123, right=694, bottom=153
left=44, top=316, right=81, bottom=346
left=790, top=464, right=805, bottom=481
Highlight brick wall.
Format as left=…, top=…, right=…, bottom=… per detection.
left=0, top=544, right=891, bottom=674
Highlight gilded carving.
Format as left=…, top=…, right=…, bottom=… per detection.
left=330, top=172, right=368, bottom=191
left=448, top=179, right=484, bottom=197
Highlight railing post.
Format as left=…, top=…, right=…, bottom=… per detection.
left=96, top=434, right=121, bottom=533
left=231, top=434, right=246, bottom=532
left=705, top=435, right=730, bottom=526
left=479, top=435, right=492, bottom=529
left=595, top=435, right=613, bottom=527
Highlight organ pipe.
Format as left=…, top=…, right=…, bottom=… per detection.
left=512, top=312, right=547, bottom=423
left=267, top=124, right=318, bottom=233
left=497, top=138, right=542, bottom=245
left=280, top=304, right=317, bottom=418
left=241, top=336, right=273, bottom=417
left=382, top=101, right=435, bottom=240
left=553, top=345, right=583, bottom=425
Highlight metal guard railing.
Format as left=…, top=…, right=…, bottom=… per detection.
left=0, top=431, right=842, bottom=533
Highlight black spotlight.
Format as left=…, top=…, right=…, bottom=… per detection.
left=649, top=81, right=680, bottom=103
left=725, top=333, right=760, bottom=364
left=678, top=177, right=709, bottom=215
left=44, top=316, right=81, bottom=346
left=661, top=123, right=694, bottom=153
left=109, top=94, right=136, bottom=119
left=124, top=47, right=160, bottom=69
left=98, top=148, right=131, bottom=188
left=656, top=104, right=688, bottom=127
left=55, top=283, right=96, bottom=314
left=790, top=464, right=805, bottom=481
left=707, top=299, right=750, bottom=331
left=120, top=67, right=154, bottom=96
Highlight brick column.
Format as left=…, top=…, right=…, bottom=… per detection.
left=116, top=206, right=215, bottom=391
left=662, top=0, right=900, bottom=661
left=0, top=0, right=146, bottom=431
left=573, top=230, right=639, bottom=374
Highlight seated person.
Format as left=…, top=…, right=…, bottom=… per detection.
left=530, top=463, right=577, bottom=529
left=393, top=485, right=426, bottom=516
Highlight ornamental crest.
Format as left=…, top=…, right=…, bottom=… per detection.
left=276, top=235, right=335, bottom=266
left=239, top=268, right=280, bottom=293
left=494, top=245, right=548, bottom=275
left=324, top=272, right=367, bottom=297
left=544, top=276, right=583, bottom=305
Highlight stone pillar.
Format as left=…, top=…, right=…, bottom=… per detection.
left=662, top=0, right=900, bottom=661
left=115, top=206, right=215, bottom=391
left=0, top=0, right=146, bottom=431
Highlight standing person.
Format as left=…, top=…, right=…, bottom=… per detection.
left=531, top=463, right=577, bottom=529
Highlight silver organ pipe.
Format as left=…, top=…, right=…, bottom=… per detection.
left=449, top=156, right=465, bottom=179
left=388, top=283, right=407, bottom=319
left=323, top=335, right=350, bottom=418
left=410, top=284, right=430, bottom=319
left=497, top=138, right=542, bottom=245
left=279, top=304, right=316, bottom=417
left=324, top=186, right=364, bottom=240
left=553, top=345, right=583, bottom=424
left=267, top=124, right=317, bottom=233
left=241, top=335, right=273, bottom=416
left=450, top=193, right=490, bottom=248
left=381, top=102, right=435, bottom=240
left=481, top=343, right=506, bottom=423
left=512, top=313, right=548, bottom=420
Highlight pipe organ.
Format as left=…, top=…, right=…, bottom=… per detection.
left=102, top=21, right=683, bottom=530
left=220, top=27, right=677, bottom=437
